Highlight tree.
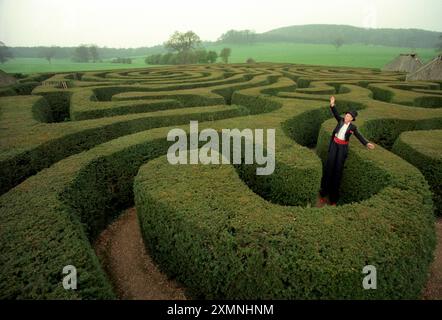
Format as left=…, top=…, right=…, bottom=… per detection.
left=218, top=29, right=257, bottom=45
left=72, top=45, right=90, bottom=62
left=89, top=45, right=100, bottom=62
left=0, top=41, right=13, bottom=64
left=163, top=31, right=202, bottom=64
left=333, top=37, right=344, bottom=50
left=160, top=52, right=174, bottom=64
left=220, top=48, right=231, bottom=63
left=207, top=51, right=218, bottom=63
left=164, top=31, right=201, bottom=53
left=176, top=50, right=198, bottom=64
left=195, top=49, right=209, bottom=63
left=41, top=46, right=57, bottom=64
left=145, top=54, right=162, bottom=65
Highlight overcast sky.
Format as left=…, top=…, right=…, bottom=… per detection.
left=1, top=0, right=441, bottom=48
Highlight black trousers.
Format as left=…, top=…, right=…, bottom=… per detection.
left=320, top=139, right=349, bottom=203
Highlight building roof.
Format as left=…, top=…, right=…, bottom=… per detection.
left=406, top=55, right=442, bottom=81
left=382, top=53, right=423, bottom=73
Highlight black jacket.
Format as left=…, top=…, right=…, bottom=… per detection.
left=330, top=105, right=368, bottom=146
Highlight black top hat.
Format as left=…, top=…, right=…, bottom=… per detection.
left=345, top=110, right=358, bottom=121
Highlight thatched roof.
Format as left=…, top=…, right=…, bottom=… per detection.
left=382, top=53, right=423, bottom=73
left=0, top=70, right=17, bottom=87
left=406, top=55, right=442, bottom=81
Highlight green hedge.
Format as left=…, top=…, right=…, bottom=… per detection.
left=134, top=145, right=435, bottom=299
left=125, top=83, right=436, bottom=299
left=0, top=86, right=16, bottom=97
left=31, top=96, right=53, bottom=123
left=0, top=75, right=322, bottom=298
left=0, top=82, right=40, bottom=97
left=367, top=84, right=394, bottom=102
left=368, top=83, right=442, bottom=108
left=0, top=163, right=116, bottom=299
left=90, top=74, right=251, bottom=101
left=73, top=100, right=184, bottom=120
left=1, top=63, right=441, bottom=300
left=0, top=100, right=248, bottom=196
left=37, top=91, right=72, bottom=122
left=362, top=117, right=442, bottom=149
left=392, top=130, right=442, bottom=216
left=414, top=96, right=442, bottom=108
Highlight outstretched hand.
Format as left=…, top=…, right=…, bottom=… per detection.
left=330, top=96, right=335, bottom=107
left=367, top=143, right=375, bottom=150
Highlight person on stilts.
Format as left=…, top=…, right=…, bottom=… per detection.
left=319, top=96, right=375, bottom=206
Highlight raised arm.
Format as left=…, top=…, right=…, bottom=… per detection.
left=329, top=96, right=341, bottom=122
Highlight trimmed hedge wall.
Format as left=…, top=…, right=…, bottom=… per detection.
left=134, top=146, right=435, bottom=299
left=0, top=75, right=323, bottom=298
left=0, top=162, right=116, bottom=299
left=126, top=80, right=436, bottom=299
left=392, top=130, right=442, bottom=216
left=0, top=100, right=248, bottom=196
left=362, top=117, right=442, bottom=149
left=0, top=82, right=40, bottom=97
left=368, top=83, right=442, bottom=108
left=1, top=63, right=441, bottom=300
left=37, top=91, right=72, bottom=122
left=72, top=100, right=185, bottom=120
left=2, top=72, right=288, bottom=196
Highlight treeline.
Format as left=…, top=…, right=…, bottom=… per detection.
left=217, top=30, right=257, bottom=44
left=111, top=57, right=132, bottom=64
left=258, top=24, right=442, bottom=49
left=145, top=49, right=218, bottom=65
left=211, top=26, right=441, bottom=49
left=72, top=45, right=100, bottom=62
left=4, top=45, right=164, bottom=59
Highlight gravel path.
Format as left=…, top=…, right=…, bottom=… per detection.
left=423, top=218, right=442, bottom=300
left=93, top=207, right=188, bottom=300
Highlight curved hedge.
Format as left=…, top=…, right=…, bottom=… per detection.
left=0, top=98, right=248, bottom=196
left=392, top=130, right=442, bottom=216
left=0, top=75, right=309, bottom=298
left=368, top=82, right=442, bottom=108
left=1, top=63, right=442, bottom=300
left=134, top=145, right=435, bottom=299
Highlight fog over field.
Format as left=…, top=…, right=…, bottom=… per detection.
left=1, top=0, right=442, bottom=48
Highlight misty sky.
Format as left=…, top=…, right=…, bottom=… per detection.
left=1, top=0, right=441, bottom=48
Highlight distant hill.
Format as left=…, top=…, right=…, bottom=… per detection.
left=257, top=24, right=441, bottom=49
left=5, top=24, right=441, bottom=60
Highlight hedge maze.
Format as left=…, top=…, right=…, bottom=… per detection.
left=1, top=63, right=441, bottom=299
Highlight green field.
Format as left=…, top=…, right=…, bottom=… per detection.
left=205, top=43, right=438, bottom=68
left=1, top=43, right=439, bottom=74
left=0, top=56, right=158, bottom=74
